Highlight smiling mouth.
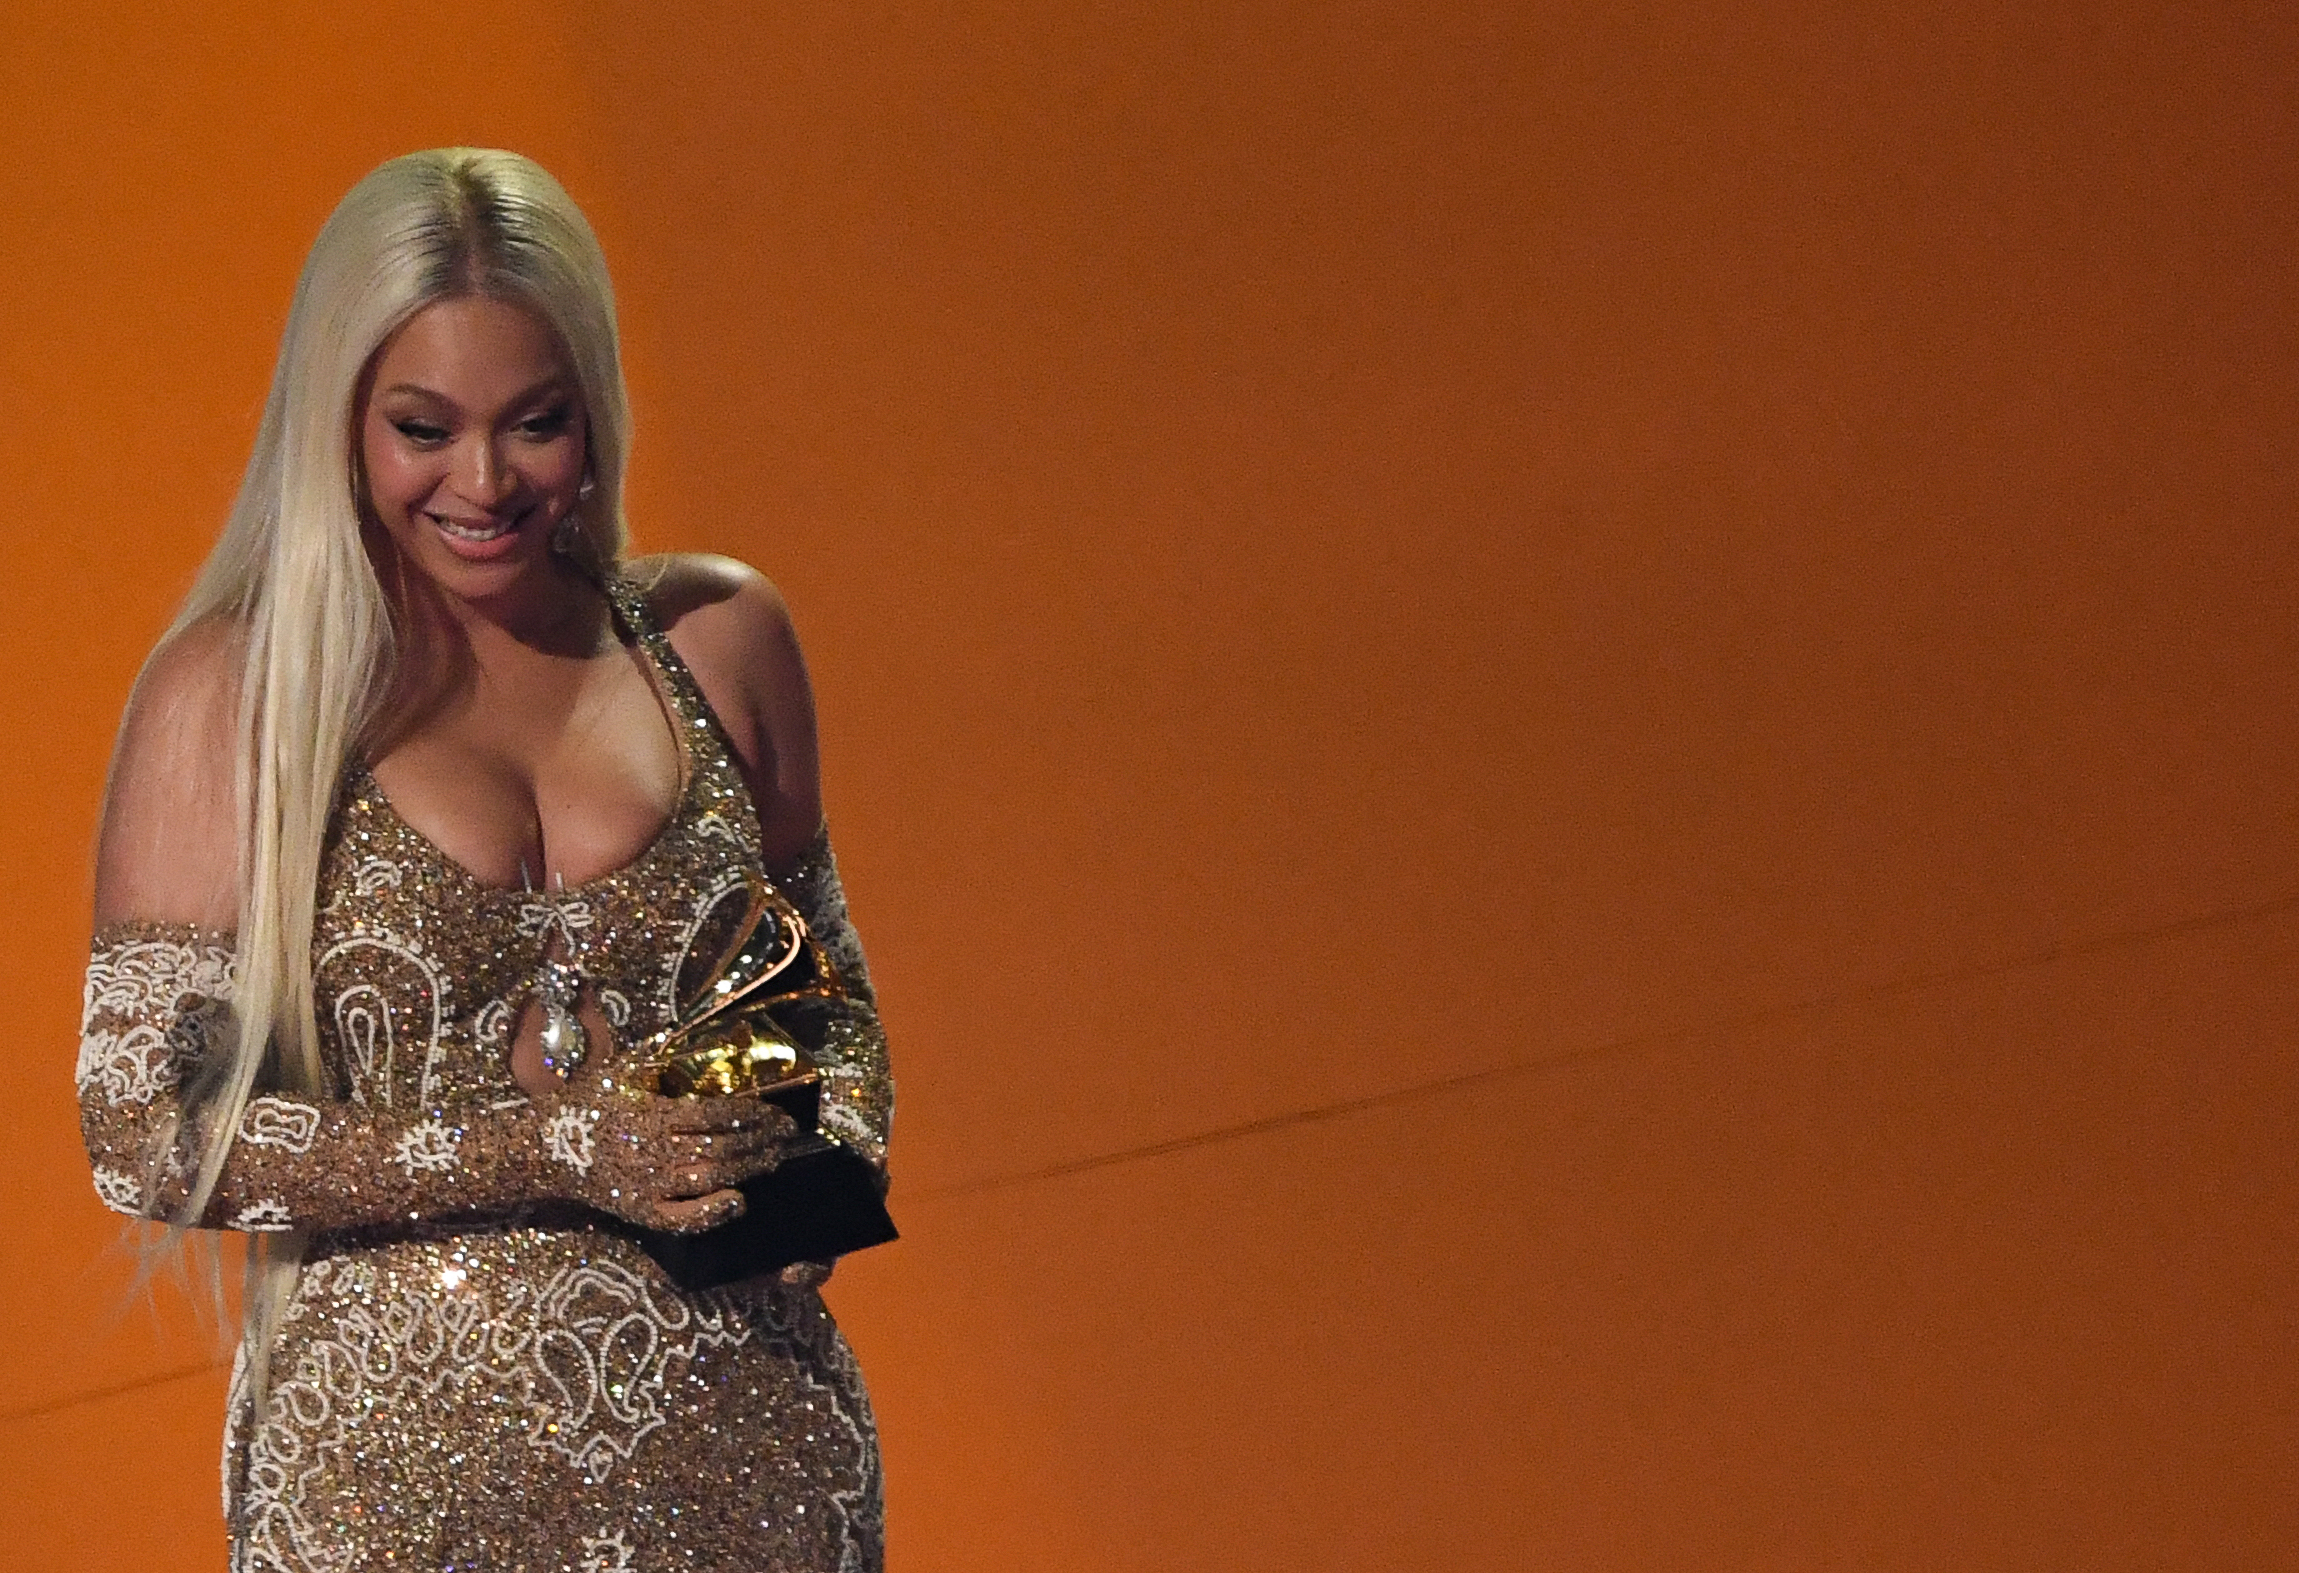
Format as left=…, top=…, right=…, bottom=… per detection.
left=429, top=511, right=524, bottom=543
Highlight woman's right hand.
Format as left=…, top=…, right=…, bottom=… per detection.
left=542, top=1088, right=796, bottom=1233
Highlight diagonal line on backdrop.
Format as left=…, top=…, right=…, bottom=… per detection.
left=26, top=885, right=2297, bottom=1425
left=913, top=884, right=2299, bottom=1202
left=0, top=1358, right=224, bottom=1427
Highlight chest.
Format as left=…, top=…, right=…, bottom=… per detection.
left=367, top=640, right=684, bottom=893
left=308, top=761, right=763, bottom=1110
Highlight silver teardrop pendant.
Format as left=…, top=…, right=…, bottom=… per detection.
left=536, top=957, right=589, bottom=1079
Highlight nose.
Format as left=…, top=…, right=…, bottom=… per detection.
left=460, top=438, right=518, bottom=505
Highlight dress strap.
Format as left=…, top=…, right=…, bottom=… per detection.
left=601, top=569, right=765, bottom=850
left=602, top=572, right=700, bottom=710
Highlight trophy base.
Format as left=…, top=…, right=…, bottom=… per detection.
left=638, top=1136, right=899, bottom=1290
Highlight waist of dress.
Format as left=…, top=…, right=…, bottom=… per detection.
left=299, top=1204, right=760, bottom=1301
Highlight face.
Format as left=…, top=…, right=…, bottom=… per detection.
left=357, top=294, right=589, bottom=609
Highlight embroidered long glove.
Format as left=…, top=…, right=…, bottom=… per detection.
left=78, top=923, right=792, bottom=1238
left=772, top=829, right=894, bottom=1178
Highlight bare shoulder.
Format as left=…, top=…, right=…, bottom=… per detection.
left=623, top=553, right=822, bottom=856
left=628, top=552, right=799, bottom=651
left=94, top=618, right=245, bottom=929
left=129, top=617, right=244, bottom=725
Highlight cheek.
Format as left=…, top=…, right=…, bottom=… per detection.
left=527, top=433, right=588, bottom=496
left=361, top=430, right=441, bottom=516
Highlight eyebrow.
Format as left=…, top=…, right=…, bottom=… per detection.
left=378, top=378, right=575, bottom=409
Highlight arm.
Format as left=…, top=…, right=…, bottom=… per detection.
left=774, top=831, right=894, bottom=1176
left=80, top=622, right=787, bottom=1239
left=645, top=555, right=895, bottom=1178
left=76, top=927, right=784, bottom=1236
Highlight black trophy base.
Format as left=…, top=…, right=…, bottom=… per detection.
left=639, top=1136, right=898, bottom=1291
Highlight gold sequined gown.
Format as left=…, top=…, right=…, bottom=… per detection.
left=77, top=580, right=890, bottom=1571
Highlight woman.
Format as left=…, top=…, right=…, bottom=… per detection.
left=75, top=149, right=889, bottom=1569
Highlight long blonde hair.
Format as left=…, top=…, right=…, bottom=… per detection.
left=158, top=147, right=632, bottom=1356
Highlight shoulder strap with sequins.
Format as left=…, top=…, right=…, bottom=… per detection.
left=602, top=570, right=764, bottom=843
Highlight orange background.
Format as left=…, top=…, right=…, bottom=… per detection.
left=3, top=2, right=2295, bottom=1567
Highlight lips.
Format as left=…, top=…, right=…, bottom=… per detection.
left=431, top=511, right=518, bottom=541
left=427, top=508, right=533, bottom=561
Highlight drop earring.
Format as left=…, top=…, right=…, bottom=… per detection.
left=553, top=467, right=596, bottom=557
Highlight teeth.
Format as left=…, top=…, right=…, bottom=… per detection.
left=433, top=514, right=516, bottom=543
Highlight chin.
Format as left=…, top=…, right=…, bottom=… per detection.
left=409, top=533, right=553, bottom=602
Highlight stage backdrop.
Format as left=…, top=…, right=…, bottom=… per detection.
left=3, top=2, right=2293, bottom=1567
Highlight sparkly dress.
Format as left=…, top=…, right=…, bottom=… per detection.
left=76, top=578, right=890, bottom=1571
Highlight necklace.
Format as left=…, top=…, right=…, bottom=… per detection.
left=535, top=953, right=589, bottom=1079
left=521, top=868, right=592, bottom=1080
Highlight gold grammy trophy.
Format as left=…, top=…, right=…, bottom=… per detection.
left=629, top=871, right=897, bottom=1288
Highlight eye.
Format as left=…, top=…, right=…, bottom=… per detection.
left=516, top=405, right=575, bottom=442
left=391, top=418, right=450, bottom=446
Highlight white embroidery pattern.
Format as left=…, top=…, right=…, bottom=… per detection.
left=353, top=858, right=405, bottom=897
left=660, top=867, right=751, bottom=1015
left=234, top=1254, right=860, bottom=1563
left=808, top=1017, right=892, bottom=1169
left=75, top=1023, right=178, bottom=1107
left=578, top=1530, right=636, bottom=1573
left=528, top=1262, right=748, bottom=1481
left=321, top=857, right=406, bottom=914
left=474, top=997, right=514, bottom=1048
left=230, top=1200, right=295, bottom=1233
left=78, top=938, right=236, bottom=1106
left=91, top=1165, right=143, bottom=1214
left=544, top=1107, right=600, bottom=1175
left=518, top=898, right=597, bottom=946
left=331, top=983, right=396, bottom=1105
left=315, top=932, right=449, bottom=1108
left=209, top=672, right=889, bottom=1566
left=820, top=1097, right=881, bottom=1159
left=392, top=1119, right=459, bottom=1176
left=83, top=937, right=236, bottom=1026
left=693, top=810, right=749, bottom=849
left=238, top=1097, right=322, bottom=1153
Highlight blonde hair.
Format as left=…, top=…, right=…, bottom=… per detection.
left=158, top=147, right=631, bottom=1361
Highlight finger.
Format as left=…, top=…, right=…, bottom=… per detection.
left=654, top=1188, right=746, bottom=1234
left=662, top=1094, right=799, bottom=1138
left=657, top=1093, right=761, bottom=1134
left=672, top=1128, right=779, bottom=1164
left=662, top=1148, right=787, bottom=1199
left=718, top=1145, right=785, bottom=1185
left=660, top=1161, right=733, bottom=1201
